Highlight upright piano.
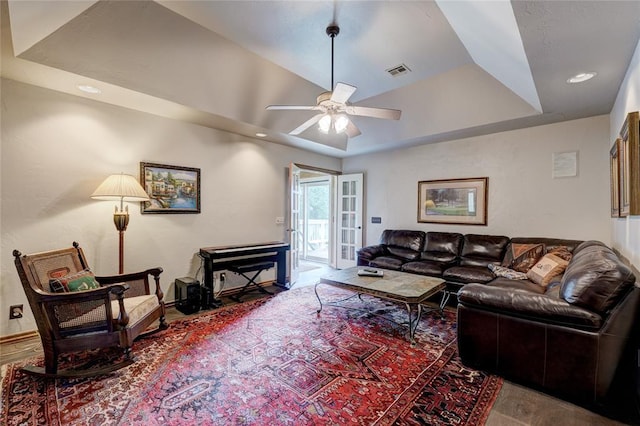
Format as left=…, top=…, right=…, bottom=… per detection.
left=199, top=241, right=290, bottom=306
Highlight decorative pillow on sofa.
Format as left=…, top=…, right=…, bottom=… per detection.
left=547, top=246, right=573, bottom=262
left=526, top=254, right=569, bottom=287
left=50, top=269, right=101, bottom=293
left=488, top=264, right=528, bottom=280
left=501, top=243, right=545, bottom=273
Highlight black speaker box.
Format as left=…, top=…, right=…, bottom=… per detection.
left=175, top=277, right=201, bottom=315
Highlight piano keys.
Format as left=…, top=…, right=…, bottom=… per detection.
left=199, top=241, right=290, bottom=307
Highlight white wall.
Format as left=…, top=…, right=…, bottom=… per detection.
left=343, top=115, right=611, bottom=248
left=610, top=39, right=640, bottom=269
left=0, top=79, right=341, bottom=336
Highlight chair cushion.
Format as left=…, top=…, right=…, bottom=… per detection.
left=59, top=294, right=159, bottom=329
left=50, top=269, right=100, bottom=293
left=118, top=295, right=160, bottom=327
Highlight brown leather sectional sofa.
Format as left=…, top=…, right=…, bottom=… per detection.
left=357, top=230, right=640, bottom=409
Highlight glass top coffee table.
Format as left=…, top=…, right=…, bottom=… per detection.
left=315, top=267, right=446, bottom=345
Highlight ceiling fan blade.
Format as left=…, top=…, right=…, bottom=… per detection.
left=266, top=105, right=320, bottom=111
left=346, top=105, right=401, bottom=120
left=346, top=120, right=361, bottom=138
left=290, top=114, right=324, bottom=135
left=330, top=82, right=357, bottom=104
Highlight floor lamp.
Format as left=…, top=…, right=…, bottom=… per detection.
left=91, top=173, right=150, bottom=274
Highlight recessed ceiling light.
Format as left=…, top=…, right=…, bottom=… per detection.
left=255, top=132, right=267, bottom=138
left=567, top=72, right=597, bottom=84
left=77, top=84, right=102, bottom=94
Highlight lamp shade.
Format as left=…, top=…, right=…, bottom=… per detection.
left=91, top=173, right=149, bottom=201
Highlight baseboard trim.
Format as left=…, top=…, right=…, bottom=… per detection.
left=0, top=330, right=38, bottom=345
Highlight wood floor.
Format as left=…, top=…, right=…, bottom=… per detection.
left=1, top=263, right=633, bottom=425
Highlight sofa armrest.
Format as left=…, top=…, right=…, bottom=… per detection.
left=458, top=283, right=602, bottom=330
left=357, top=245, right=387, bottom=266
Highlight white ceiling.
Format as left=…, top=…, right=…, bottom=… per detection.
left=2, top=1, right=639, bottom=158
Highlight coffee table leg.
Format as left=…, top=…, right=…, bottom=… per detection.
left=439, top=290, right=451, bottom=317
left=405, top=303, right=423, bottom=346
left=314, top=282, right=324, bottom=313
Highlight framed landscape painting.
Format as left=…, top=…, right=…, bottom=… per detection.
left=140, top=162, right=201, bottom=214
left=418, top=177, right=488, bottom=225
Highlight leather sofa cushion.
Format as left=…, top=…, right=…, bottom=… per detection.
left=460, top=234, right=509, bottom=264
left=487, top=277, right=546, bottom=293
left=370, top=256, right=404, bottom=270
left=402, top=260, right=445, bottom=276
left=424, top=232, right=463, bottom=255
left=380, top=229, right=425, bottom=252
left=560, top=241, right=636, bottom=314
left=421, top=251, right=457, bottom=263
left=387, top=246, right=421, bottom=261
left=458, top=283, right=603, bottom=330
left=443, top=265, right=495, bottom=284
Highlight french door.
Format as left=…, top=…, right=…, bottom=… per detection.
left=336, top=173, right=363, bottom=269
left=288, top=165, right=363, bottom=281
left=288, top=163, right=302, bottom=284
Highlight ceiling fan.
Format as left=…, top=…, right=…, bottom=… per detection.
left=266, top=24, right=401, bottom=139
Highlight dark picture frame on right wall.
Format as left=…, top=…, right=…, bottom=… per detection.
left=610, top=139, right=621, bottom=217
left=619, top=111, right=640, bottom=216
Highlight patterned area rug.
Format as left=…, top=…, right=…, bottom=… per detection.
left=1, top=285, right=502, bottom=425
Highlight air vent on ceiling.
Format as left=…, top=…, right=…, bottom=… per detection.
left=386, top=63, right=411, bottom=77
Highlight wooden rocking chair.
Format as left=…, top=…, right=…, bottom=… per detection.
left=13, top=242, right=168, bottom=378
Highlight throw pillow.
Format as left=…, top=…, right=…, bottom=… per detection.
left=547, top=246, right=573, bottom=262
left=50, top=269, right=100, bottom=293
left=501, top=243, right=545, bottom=273
left=526, top=254, right=569, bottom=287
left=488, top=264, right=528, bottom=280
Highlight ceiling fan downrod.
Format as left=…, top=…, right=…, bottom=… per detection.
left=326, top=24, right=340, bottom=91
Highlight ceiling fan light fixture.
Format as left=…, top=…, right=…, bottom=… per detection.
left=334, top=115, right=349, bottom=133
left=318, top=114, right=332, bottom=133
left=265, top=23, right=401, bottom=143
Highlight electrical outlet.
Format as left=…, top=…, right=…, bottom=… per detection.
left=9, top=304, right=23, bottom=320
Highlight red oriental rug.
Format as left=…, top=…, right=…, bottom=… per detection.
left=1, top=285, right=502, bottom=425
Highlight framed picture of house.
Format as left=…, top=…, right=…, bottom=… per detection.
left=619, top=111, right=639, bottom=216
left=417, top=177, right=488, bottom=225
left=610, top=140, right=621, bottom=218
left=140, top=162, right=201, bottom=214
